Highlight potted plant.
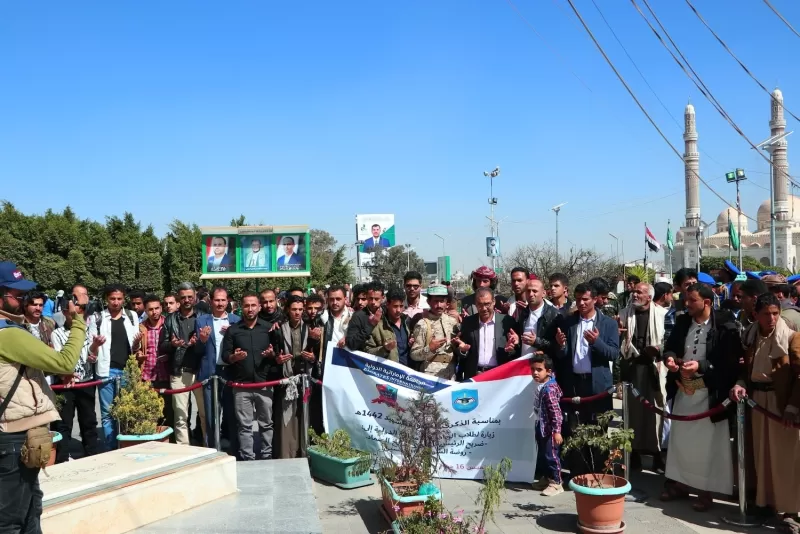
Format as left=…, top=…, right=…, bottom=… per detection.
left=387, top=458, right=513, bottom=534
left=110, top=354, right=173, bottom=448
left=376, top=391, right=453, bottom=520
left=562, top=410, right=634, bottom=534
left=307, top=428, right=374, bottom=489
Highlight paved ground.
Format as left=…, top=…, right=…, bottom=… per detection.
left=63, top=396, right=780, bottom=534
left=313, top=472, right=777, bottom=534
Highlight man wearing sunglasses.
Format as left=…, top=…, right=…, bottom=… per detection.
left=0, top=261, right=88, bottom=532
left=402, top=271, right=428, bottom=320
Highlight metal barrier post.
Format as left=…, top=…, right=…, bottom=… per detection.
left=622, top=383, right=647, bottom=503
left=299, top=374, right=310, bottom=458
left=113, top=375, right=122, bottom=449
left=212, top=376, right=221, bottom=452
left=622, top=382, right=631, bottom=476
left=722, top=399, right=762, bottom=527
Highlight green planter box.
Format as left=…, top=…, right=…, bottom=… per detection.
left=308, top=446, right=374, bottom=489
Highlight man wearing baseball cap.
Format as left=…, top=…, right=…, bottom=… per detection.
left=0, top=261, right=88, bottom=532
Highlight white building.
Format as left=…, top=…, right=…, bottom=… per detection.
left=670, top=89, right=800, bottom=271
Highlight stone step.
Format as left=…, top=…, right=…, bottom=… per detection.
left=41, top=442, right=237, bottom=534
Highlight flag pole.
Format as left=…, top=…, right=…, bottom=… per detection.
left=728, top=211, right=732, bottom=262
left=644, top=222, right=648, bottom=283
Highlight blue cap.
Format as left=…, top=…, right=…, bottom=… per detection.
left=761, top=270, right=777, bottom=276
left=745, top=271, right=761, bottom=280
left=788, top=274, right=800, bottom=284
left=723, top=260, right=740, bottom=276
left=697, top=272, right=715, bottom=285
left=0, top=261, right=36, bottom=291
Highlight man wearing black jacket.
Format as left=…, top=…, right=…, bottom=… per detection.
left=223, top=292, right=280, bottom=461
left=456, top=288, right=517, bottom=381
left=515, top=279, right=560, bottom=360
left=345, top=282, right=383, bottom=351
left=661, top=283, right=740, bottom=511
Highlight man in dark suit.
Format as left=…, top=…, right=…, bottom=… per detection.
left=207, top=236, right=234, bottom=272
left=454, top=287, right=518, bottom=381
left=554, top=282, right=620, bottom=475
left=362, top=224, right=391, bottom=251
left=514, top=278, right=560, bottom=360
left=196, top=287, right=241, bottom=451
left=277, top=237, right=305, bottom=268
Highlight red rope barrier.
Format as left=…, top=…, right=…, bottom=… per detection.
left=226, top=379, right=288, bottom=389
left=51, top=378, right=110, bottom=391
left=561, top=387, right=615, bottom=405
left=157, top=380, right=206, bottom=395
left=631, top=388, right=732, bottom=421
left=747, top=399, right=800, bottom=429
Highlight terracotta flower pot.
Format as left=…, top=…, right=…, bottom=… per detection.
left=380, top=479, right=441, bottom=520
left=569, top=474, right=631, bottom=534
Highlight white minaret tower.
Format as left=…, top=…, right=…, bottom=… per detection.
left=681, top=102, right=701, bottom=269
left=771, top=88, right=790, bottom=221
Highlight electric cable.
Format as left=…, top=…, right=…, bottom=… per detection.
left=763, top=0, right=800, bottom=40
left=563, top=0, right=756, bottom=222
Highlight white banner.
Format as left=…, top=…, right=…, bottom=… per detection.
left=322, top=347, right=537, bottom=482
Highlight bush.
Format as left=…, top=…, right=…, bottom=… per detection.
left=110, top=354, right=164, bottom=435
left=308, top=428, right=371, bottom=476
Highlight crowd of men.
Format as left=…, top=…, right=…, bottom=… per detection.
left=1, top=259, right=799, bottom=532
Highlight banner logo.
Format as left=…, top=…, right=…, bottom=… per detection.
left=452, top=389, right=479, bottom=413
left=372, top=384, right=405, bottom=411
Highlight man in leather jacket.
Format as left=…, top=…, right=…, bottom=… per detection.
left=514, top=279, right=560, bottom=360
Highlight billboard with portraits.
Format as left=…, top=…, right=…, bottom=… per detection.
left=356, top=213, right=395, bottom=267
left=200, top=225, right=310, bottom=279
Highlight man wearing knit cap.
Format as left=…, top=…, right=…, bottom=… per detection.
left=460, top=266, right=505, bottom=317
left=410, top=285, right=460, bottom=379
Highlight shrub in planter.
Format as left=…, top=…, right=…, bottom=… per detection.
left=110, top=354, right=173, bottom=448
left=307, top=428, right=374, bottom=489
left=561, top=410, right=634, bottom=533
left=388, top=458, right=513, bottom=534
left=376, top=391, right=454, bottom=519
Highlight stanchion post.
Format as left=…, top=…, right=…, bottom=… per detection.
left=113, top=375, right=122, bottom=448
left=300, top=374, right=310, bottom=458
left=622, top=382, right=631, bottom=479
left=722, top=399, right=762, bottom=527
left=212, top=376, right=221, bottom=452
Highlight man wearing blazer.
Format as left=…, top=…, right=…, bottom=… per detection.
left=555, top=282, right=620, bottom=475
left=456, top=287, right=518, bottom=381
left=196, top=287, right=241, bottom=450
left=514, top=278, right=561, bottom=360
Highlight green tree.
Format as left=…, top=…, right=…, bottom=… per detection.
left=367, top=245, right=424, bottom=289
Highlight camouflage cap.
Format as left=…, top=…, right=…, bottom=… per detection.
left=427, top=285, right=449, bottom=297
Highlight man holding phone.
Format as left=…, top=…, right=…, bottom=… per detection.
left=222, top=292, right=275, bottom=461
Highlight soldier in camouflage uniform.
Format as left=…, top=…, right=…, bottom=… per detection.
left=589, top=278, right=619, bottom=318
left=410, top=285, right=459, bottom=379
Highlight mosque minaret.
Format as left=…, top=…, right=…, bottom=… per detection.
left=670, top=89, right=800, bottom=272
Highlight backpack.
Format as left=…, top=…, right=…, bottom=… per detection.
left=94, top=309, right=137, bottom=332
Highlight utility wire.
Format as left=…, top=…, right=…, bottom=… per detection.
left=562, top=0, right=756, bottom=222
left=633, top=0, right=800, bottom=191
left=503, top=0, right=593, bottom=93
left=685, top=0, right=800, bottom=123
left=763, top=0, right=800, bottom=40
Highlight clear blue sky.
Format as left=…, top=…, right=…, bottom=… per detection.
left=2, top=1, right=800, bottom=275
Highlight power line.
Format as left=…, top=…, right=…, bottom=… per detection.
left=502, top=0, right=593, bottom=93
left=763, top=0, right=800, bottom=40
left=685, top=0, right=800, bottom=123
left=633, top=0, right=800, bottom=190
left=562, top=0, right=756, bottom=222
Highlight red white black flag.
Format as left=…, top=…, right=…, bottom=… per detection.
left=646, top=227, right=661, bottom=252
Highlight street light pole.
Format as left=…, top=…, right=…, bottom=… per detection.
left=726, top=169, right=747, bottom=269
left=609, top=233, right=620, bottom=264
left=551, top=203, right=567, bottom=260
left=405, top=244, right=412, bottom=271
left=433, top=233, right=445, bottom=256
left=483, top=167, right=500, bottom=270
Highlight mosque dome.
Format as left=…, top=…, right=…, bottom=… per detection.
left=773, top=88, right=784, bottom=101
left=716, top=207, right=749, bottom=235
left=757, top=195, right=800, bottom=231
left=676, top=229, right=684, bottom=242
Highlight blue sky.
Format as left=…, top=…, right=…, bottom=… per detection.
left=2, top=1, right=800, bottom=276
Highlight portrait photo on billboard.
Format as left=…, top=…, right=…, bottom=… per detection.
left=240, top=235, right=271, bottom=272
left=486, top=237, right=500, bottom=258
left=206, top=235, right=237, bottom=272
left=357, top=214, right=395, bottom=253
left=276, top=234, right=306, bottom=271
